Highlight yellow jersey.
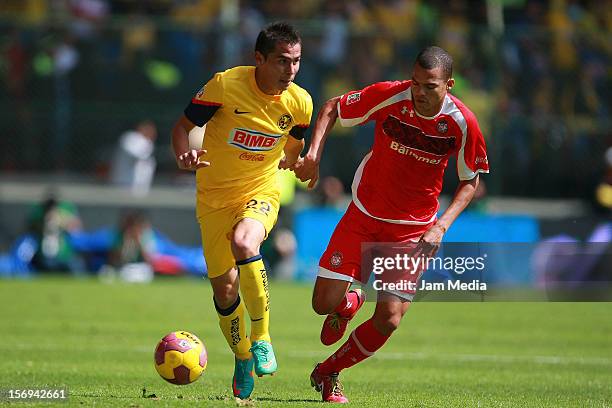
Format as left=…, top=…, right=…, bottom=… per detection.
left=184, top=66, right=313, bottom=209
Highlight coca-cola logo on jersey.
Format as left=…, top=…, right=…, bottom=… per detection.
left=239, top=152, right=265, bottom=161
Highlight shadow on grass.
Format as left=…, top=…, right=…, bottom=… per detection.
left=71, top=392, right=321, bottom=404
left=70, top=393, right=140, bottom=400
left=71, top=392, right=229, bottom=401
left=255, top=397, right=321, bottom=403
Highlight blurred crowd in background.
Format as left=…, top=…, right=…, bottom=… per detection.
left=0, top=0, right=609, bottom=200
left=0, top=190, right=207, bottom=278
left=0, top=0, right=610, bottom=282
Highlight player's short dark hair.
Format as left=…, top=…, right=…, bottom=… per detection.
left=255, top=22, right=301, bottom=58
left=415, top=46, right=453, bottom=79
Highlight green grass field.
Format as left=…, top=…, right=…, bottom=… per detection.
left=1, top=277, right=610, bottom=407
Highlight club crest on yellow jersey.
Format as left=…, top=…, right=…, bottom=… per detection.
left=277, top=114, right=293, bottom=131
left=229, top=128, right=281, bottom=151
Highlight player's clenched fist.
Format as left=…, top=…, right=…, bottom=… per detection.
left=176, top=149, right=210, bottom=171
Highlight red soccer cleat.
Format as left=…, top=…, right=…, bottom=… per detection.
left=320, top=288, right=366, bottom=346
left=310, top=363, right=349, bottom=403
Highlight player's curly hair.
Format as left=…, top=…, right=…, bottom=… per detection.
left=416, top=46, right=453, bottom=79
left=255, top=22, right=301, bottom=57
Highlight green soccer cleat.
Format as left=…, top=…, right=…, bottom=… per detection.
left=249, top=340, right=278, bottom=377
left=232, top=356, right=254, bottom=399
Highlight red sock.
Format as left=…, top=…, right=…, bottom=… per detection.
left=318, top=318, right=390, bottom=374
left=333, top=290, right=360, bottom=318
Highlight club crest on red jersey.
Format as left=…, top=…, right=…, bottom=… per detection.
left=330, top=251, right=343, bottom=268
left=436, top=119, right=448, bottom=134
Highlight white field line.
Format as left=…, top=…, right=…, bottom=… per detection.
left=2, top=344, right=611, bottom=366
left=286, top=350, right=612, bottom=366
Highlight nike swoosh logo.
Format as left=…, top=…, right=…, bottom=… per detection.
left=234, top=109, right=250, bottom=114
left=251, top=318, right=264, bottom=322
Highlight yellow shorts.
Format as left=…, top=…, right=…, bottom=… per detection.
left=197, top=194, right=279, bottom=279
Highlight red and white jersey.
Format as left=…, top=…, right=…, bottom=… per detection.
left=338, top=80, right=489, bottom=225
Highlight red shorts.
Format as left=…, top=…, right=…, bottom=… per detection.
left=318, top=202, right=434, bottom=298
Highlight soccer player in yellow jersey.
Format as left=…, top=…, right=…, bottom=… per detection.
left=170, top=22, right=312, bottom=400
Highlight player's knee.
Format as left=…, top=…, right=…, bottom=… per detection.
left=373, top=313, right=402, bottom=335
left=231, top=235, right=258, bottom=259
left=312, top=299, right=333, bottom=315
left=311, top=293, right=335, bottom=315
left=213, top=284, right=239, bottom=308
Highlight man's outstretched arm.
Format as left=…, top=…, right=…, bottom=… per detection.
left=294, top=96, right=340, bottom=188
left=420, top=175, right=480, bottom=246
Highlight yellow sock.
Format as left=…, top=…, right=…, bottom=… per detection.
left=237, top=255, right=270, bottom=343
left=214, top=295, right=251, bottom=360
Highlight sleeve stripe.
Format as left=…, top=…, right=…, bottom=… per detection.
left=338, top=89, right=411, bottom=127
left=446, top=99, right=473, bottom=180
left=191, top=99, right=222, bottom=106
left=445, top=96, right=489, bottom=180
left=289, top=124, right=308, bottom=140
left=459, top=168, right=489, bottom=181
left=184, top=103, right=220, bottom=127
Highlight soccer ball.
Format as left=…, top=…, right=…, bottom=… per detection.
left=154, top=331, right=207, bottom=385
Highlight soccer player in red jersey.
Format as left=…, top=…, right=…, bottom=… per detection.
left=294, top=46, right=490, bottom=403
